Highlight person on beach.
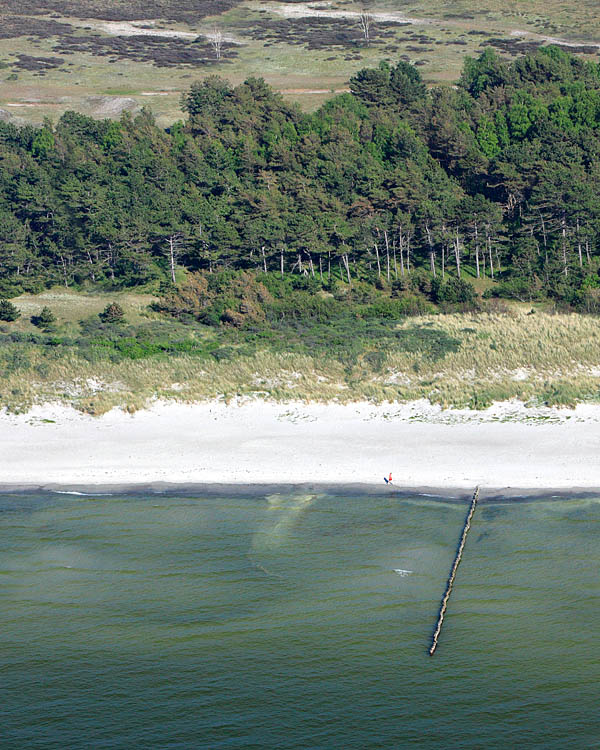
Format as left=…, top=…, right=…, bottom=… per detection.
left=384, top=473, right=393, bottom=485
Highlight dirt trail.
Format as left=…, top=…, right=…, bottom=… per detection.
left=79, top=20, right=198, bottom=39
left=255, top=2, right=429, bottom=25
left=69, top=19, right=241, bottom=44
left=510, top=29, right=599, bottom=48
left=280, top=87, right=349, bottom=94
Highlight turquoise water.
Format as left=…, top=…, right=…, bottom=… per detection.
left=1, top=490, right=599, bottom=749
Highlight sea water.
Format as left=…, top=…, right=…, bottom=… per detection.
left=1, top=490, right=599, bottom=749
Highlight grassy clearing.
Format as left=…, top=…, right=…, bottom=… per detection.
left=2, top=0, right=599, bottom=124
left=2, top=288, right=600, bottom=414
left=11, top=289, right=158, bottom=327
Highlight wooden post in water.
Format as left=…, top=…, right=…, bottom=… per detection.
left=429, top=486, right=480, bottom=656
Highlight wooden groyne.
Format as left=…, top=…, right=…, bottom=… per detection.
left=429, top=486, right=480, bottom=656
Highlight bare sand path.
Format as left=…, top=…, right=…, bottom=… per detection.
left=67, top=19, right=241, bottom=43
left=255, top=2, right=430, bottom=25
left=510, top=29, right=600, bottom=49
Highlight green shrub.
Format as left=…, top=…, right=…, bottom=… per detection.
left=483, top=278, right=538, bottom=301
left=291, top=275, right=322, bottom=294
left=99, top=302, right=126, bottom=324
left=432, top=277, right=476, bottom=305
left=31, top=306, right=56, bottom=330
left=361, top=294, right=433, bottom=318
left=0, top=300, right=20, bottom=322
left=158, top=271, right=273, bottom=327
left=395, top=325, right=461, bottom=361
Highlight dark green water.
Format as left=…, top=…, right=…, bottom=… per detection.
left=1, top=491, right=599, bottom=749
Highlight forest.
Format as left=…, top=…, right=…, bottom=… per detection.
left=2, top=45, right=600, bottom=317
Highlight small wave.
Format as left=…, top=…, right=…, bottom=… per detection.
left=52, top=491, right=114, bottom=496
left=249, top=558, right=285, bottom=579
left=418, top=493, right=457, bottom=499
left=393, top=568, right=412, bottom=577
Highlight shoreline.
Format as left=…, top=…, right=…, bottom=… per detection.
left=1, top=482, right=600, bottom=502
left=3, top=399, right=600, bottom=490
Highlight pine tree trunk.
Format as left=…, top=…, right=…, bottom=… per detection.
left=454, top=227, right=461, bottom=278
left=343, top=253, right=351, bottom=285
left=59, top=255, right=69, bottom=287
left=169, top=237, right=176, bottom=284
left=87, top=250, right=95, bottom=282
left=425, top=223, right=435, bottom=278
left=540, top=212, right=548, bottom=268
left=399, top=228, right=405, bottom=276
left=384, top=229, right=390, bottom=282
left=108, top=243, right=115, bottom=281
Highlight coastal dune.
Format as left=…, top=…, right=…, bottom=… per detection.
left=2, top=400, right=600, bottom=491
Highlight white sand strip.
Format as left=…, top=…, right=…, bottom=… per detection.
left=258, top=3, right=430, bottom=25
left=510, top=29, right=599, bottom=49
left=71, top=20, right=242, bottom=44
left=2, top=400, right=600, bottom=488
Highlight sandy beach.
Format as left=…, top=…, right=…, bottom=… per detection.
left=1, top=399, right=600, bottom=491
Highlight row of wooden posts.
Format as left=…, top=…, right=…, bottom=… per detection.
left=429, top=486, right=480, bottom=656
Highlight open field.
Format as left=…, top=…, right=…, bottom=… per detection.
left=1, top=1, right=599, bottom=124
left=11, top=289, right=158, bottom=328
left=3, top=289, right=600, bottom=414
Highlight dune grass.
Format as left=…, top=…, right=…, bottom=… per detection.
left=2, top=296, right=600, bottom=414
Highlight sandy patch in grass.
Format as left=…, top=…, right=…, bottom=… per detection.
left=510, top=29, right=599, bottom=48
left=82, top=20, right=199, bottom=39
left=71, top=19, right=243, bottom=44
left=279, top=87, right=349, bottom=94
left=257, top=2, right=430, bottom=25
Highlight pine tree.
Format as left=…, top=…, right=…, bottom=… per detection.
left=0, top=300, right=20, bottom=322
left=31, top=306, right=56, bottom=330
left=99, top=302, right=125, bottom=324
